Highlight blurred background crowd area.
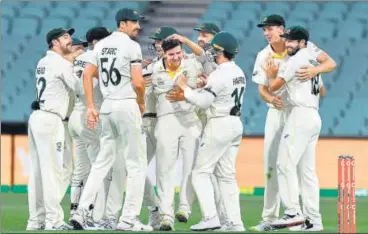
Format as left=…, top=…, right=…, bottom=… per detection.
left=2, top=1, right=368, bottom=137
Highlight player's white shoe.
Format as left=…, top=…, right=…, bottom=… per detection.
left=215, top=221, right=245, bottom=232
left=190, top=216, right=221, bottom=231
left=116, top=217, right=153, bottom=231
left=98, top=217, right=117, bottom=230
left=159, top=216, right=175, bottom=231
left=249, top=221, right=276, bottom=231
left=271, top=213, right=305, bottom=229
left=148, top=207, right=160, bottom=229
left=289, top=224, right=303, bottom=231
left=45, top=221, right=73, bottom=230
left=175, top=209, right=190, bottom=223
left=85, top=215, right=102, bottom=230
left=70, top=208, right=88, bottom=230
left=297, top=218, right=324, bottom=232
left=219, top=213, right=227, bottom=226
left=26, top=223, right=45, bottom=230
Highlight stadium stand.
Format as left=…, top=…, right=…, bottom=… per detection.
left=1, top=1, right=367, bottom=137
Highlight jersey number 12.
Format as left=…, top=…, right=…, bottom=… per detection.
left=36, top=77, right=46, bottom=103
left=100, top=57, right=121, bottom=87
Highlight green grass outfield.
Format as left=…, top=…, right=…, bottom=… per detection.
left=2, top=193, right=368, bottom=233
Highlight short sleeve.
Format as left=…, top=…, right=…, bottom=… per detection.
left=203, top=72, right=224, bottom=97
left=252, top=52, right=268, bottom=85
left=86, top=46, right=98, bottom=67
left=59, top=61, right=78, bottom=91
left=307, top=41, right=323, bottom=59
left=129, top=41, right=143, bottom=65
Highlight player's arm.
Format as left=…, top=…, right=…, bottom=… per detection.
left=297, top=43, right=337, bottom=80
left=175, top=73, right=221, bottom=108
left=130, top=42, right=145, bottom=114
left=64, top=49, right=84, bottom=63
left=268, top=61, right=295, bottom=91
left=319, top=77, right=326, bottom=97
left=168, top=34, right=204, bottom=56
left=320, top=86, right=325, bottom=97
left=257, top=55, right=284, bottom=108
left=83, top=63, right=98, bottom=109
left=59, top=63, right=78, bottom=91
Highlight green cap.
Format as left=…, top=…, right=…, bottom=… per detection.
left=72, top=37, right=88, bottom=47
left=46, top=28, right=75, bottom=44
left=210, top=31, right=239, bottom=55
left=115, top=8, right=144, bottom=24
left=257, top=14, right=285, bottom=27
left=149, top=26, right=177, bottom=40
left=194, top=22, right=221, bottom=35
left=281, top=26, right=309, bottom=41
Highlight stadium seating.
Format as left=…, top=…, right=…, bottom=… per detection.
left=1, top=1, right=367, bottom=138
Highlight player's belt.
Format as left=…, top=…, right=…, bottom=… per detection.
left=143, top=113, right=157, bottom=118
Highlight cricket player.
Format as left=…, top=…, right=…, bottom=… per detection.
left=266, top=26, right=324, bottom=232
left=70, top=8, right=152, bottom=231
left=192, top=22, right=226, bottom=224
left=147, top=38, right=203, bottom=231
left=168, top=32, right=246, bottom=231
left=169, top=31, right=246, bottom=231
left=68, top=27, right=111, bottom=228
left=250, top=15, right=336, bottom=231
left=141, top=26, right=178, bottom=230
left=27, top=27, right=77, bottom=230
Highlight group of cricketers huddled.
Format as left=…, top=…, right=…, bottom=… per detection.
left=27, top=6, right=336, bottom=233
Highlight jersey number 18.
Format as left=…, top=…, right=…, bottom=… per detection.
left=100, top=57, right=122, bottom=87
left=311, top=74, right=321, bottom=96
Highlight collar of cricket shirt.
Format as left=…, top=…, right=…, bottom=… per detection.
left=268, top=44, right=288, bottom=59
left=160, top=58, right=183, bottom=79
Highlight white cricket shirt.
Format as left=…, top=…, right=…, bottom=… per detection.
left=252, top=41, right=323, bottom=108
left=72, top=50, right=103, bottom=111
left=34, top=50, right=77, bottom=120
left=279, top=48, right=323, bottom=110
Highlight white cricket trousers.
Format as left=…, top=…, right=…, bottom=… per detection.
left=277, top=107, right=322, bottom=225
left=262, top=107, right=291, bottom=222
left=197, top=108, right=225, bottom=219
left=155, top=112, right=202, bottom=220
left=78, top=99, right=147, bottom=221
left=192, top=116, right=243, bottom=225
left=104, top=140, right=127, bottom=220
left=27, top=111, right=70, bottom=227
left=143, top=117, right=158, bottom=209
left=68, top=109, right=109, bottom=221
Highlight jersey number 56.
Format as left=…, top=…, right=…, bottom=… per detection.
left=100, top=57, right=121, bottom=87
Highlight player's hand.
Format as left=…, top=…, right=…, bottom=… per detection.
left=296, top=65, right=318, bottom=81
left=167, top=34, right=187, bottom=44
left=142, top=58, right=153, bottom=68
left=87, top=107, right=99, bottom=130
left=196, top=73, right=208, bottom=88
left=262, top=57, right=279, bottom=79
left=176, top=75, right=189, bottom=90
left=271, top=95, right=284, bottom=109
left=166, top=87, right=185, bottom=102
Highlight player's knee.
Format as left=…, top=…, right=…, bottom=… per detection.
left=276, top=161, right=293, bottom=175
